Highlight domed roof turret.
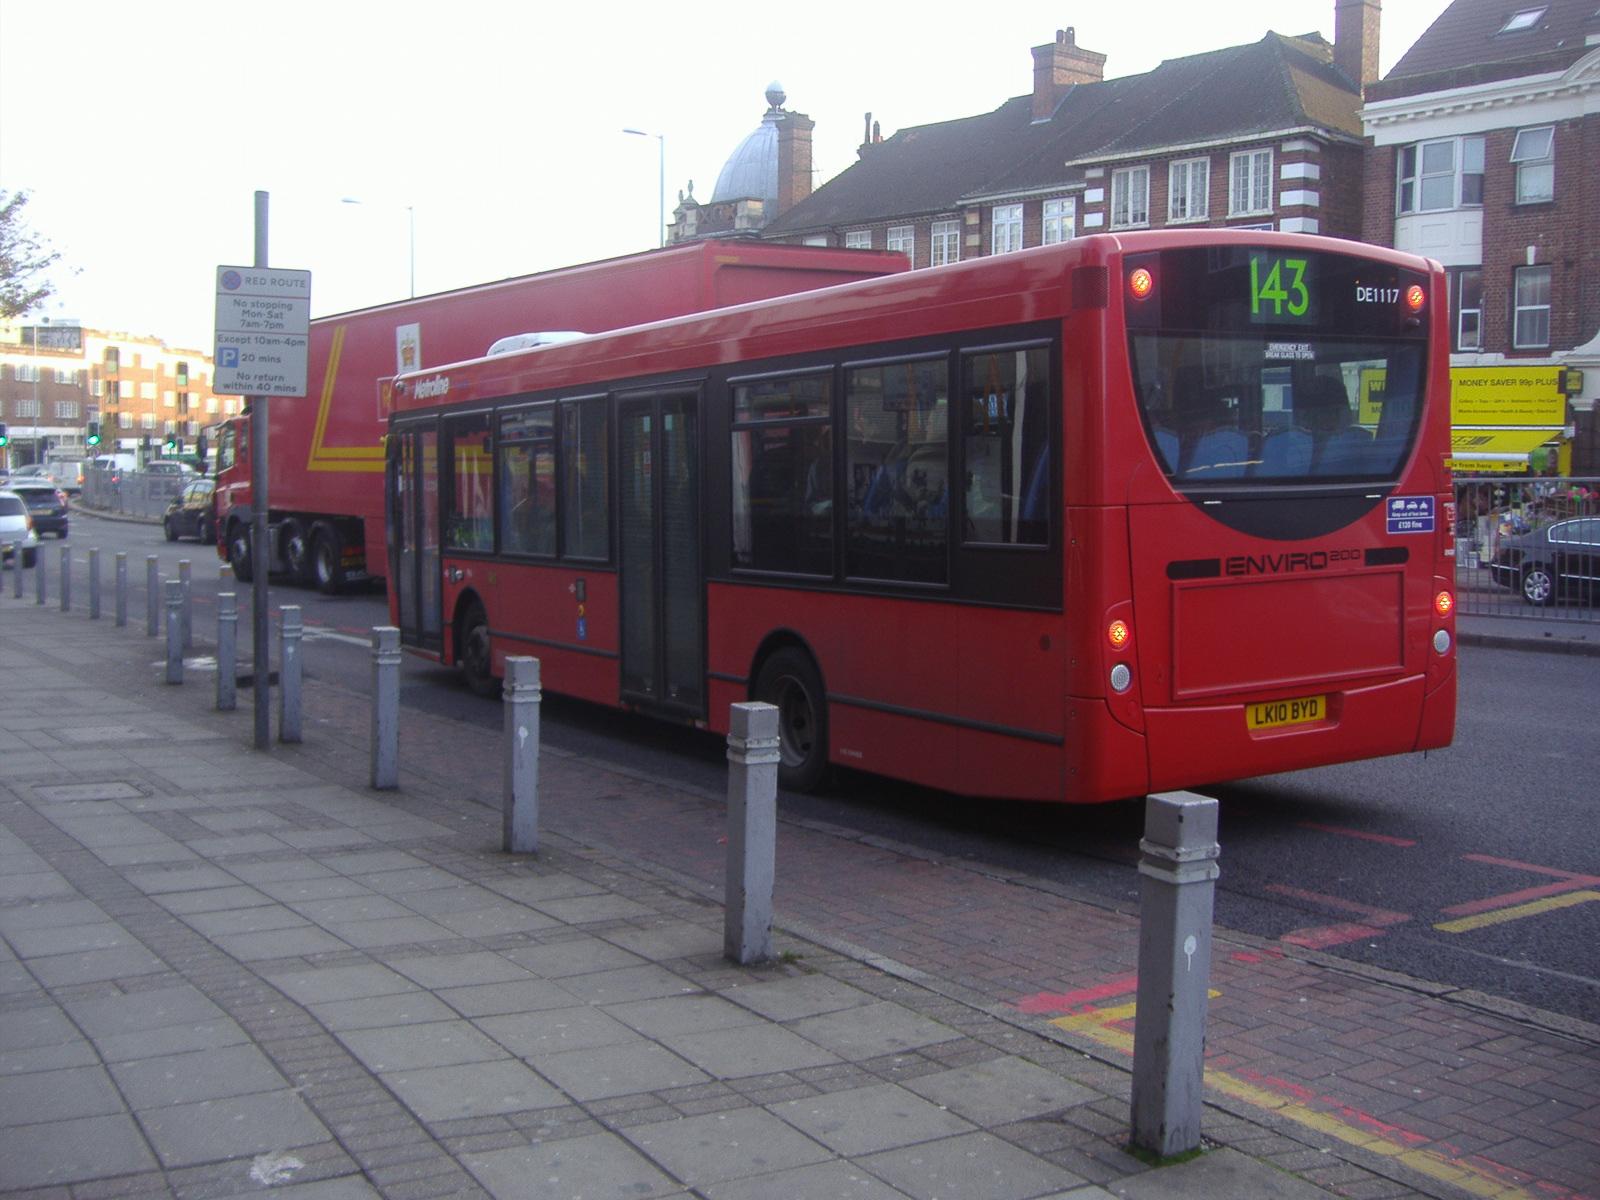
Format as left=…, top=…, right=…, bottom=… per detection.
left=710, top=83, right=789, bottom=212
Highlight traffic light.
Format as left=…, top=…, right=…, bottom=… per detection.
left=86, top=422, right=101, bottom=447
left=163, top=434, right=177, bottom=453
left=0, top=423, right=8, bottom=448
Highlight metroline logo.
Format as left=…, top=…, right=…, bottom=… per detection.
left=413, top=375, right=450, bottom=400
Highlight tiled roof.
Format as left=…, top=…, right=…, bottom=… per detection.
left=1386, top=0, right=1600, bottom=80
left=765, top=32, right=1362, bottom=236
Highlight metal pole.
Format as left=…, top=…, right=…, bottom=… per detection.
left=58, top=545, right=70, bottom=612
left=217, top=592, right=237, bottom=711
left=35, top=542, right=45, bottom=605
left=501, top=657, right=541, bottom=853
left=115, top=552, right=127, bottom=626
left=279, top=605, right=302, bottom=743
left=88, top=548, right=101, bottom=619
left=251, top=188, right=272, bottom=752
left=724, top=701, right=780, bottom=965
left=164, top=581, right=184, bottom=685
left=370, top=626, right=400, bottom=789
left=178, top=559, right=192, bottom=650
left=3, top=544, right=14, bottom=598
left=146, top=555, right=159, bottom=635
left=1130, top=791, right=1221, bottom=1159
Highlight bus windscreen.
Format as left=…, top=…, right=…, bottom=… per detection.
left=1124, top=246, right=1429, bottom=486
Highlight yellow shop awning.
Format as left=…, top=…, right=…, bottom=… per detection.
left=1449, top=426, right=1562, bottom=473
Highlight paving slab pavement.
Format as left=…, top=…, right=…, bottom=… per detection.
left=1, top=577, right=1597, bottom=1200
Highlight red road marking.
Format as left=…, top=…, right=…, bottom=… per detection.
left=1264, top=885, right=1411, bottom=926
left=1439, top=855, right=1600, bottom=918
left=1297, top=822, right=1417, bottom=846
left=1280, top=921, right=1393, bottom=949
left=1265, top=885, right=1411, bottom=949
left=1014, top=972, right=1138, bottom=1015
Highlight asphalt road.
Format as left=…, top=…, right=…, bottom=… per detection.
left=56, top=508, right=1600, bottom=1025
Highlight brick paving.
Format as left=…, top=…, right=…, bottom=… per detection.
left=0, top=578, right=1596, bottom=1199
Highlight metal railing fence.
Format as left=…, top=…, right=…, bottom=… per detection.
left=1454, top=476, right=1600, bottom=622
left=80, top=467, right=189, bottom=520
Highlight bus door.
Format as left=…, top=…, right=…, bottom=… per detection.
left=387, top=420, right=442, bottom=652
left=616, top=390, right=704, bottom=717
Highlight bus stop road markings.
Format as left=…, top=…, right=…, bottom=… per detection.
left=1435, top=890, right=1600, bottom=934
left=1264, top=884, right=1412, bottom=950
left=1434, top=854, right=1600, bottom=933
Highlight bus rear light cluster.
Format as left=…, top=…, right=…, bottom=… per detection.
left=1110, top=663, right=1133, bottom=693
left=1406, top=284, right=1427, bottom=311
left=1108, top=619, right=1131, bottom=647
left=1434, top=590, right=1454, bottom=616
left=1128, top=268, right=1154, bottom=300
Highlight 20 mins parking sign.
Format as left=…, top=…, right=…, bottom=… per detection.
left=1386, top=495, right=1435, bottom=534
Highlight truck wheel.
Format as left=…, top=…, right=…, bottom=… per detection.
left=754, top=648, right=829, bottom=793
left=228, top=526, right=253, bottom=582
left=312, top=527, right=347, bottom=594
left=459, top=601, right=498, bottom=698
left=283, top=521, right=313, bottom=585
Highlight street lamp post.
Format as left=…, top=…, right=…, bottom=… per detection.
left=341, top=198, right=415, bottom=299
left=623, top=129, right=665, bottom=248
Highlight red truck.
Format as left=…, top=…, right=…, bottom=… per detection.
left=211, top=240, right=907, bottom=590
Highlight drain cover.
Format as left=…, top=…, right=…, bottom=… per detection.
left=33, top=782, right=146, bottom=802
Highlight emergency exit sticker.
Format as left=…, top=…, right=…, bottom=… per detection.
left=1386, top=495, right=1435, bottom=534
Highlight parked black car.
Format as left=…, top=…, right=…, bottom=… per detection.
left=163, top=477, right=215, bottom=544
left=9, top=483, right=69, bottom=539
left=1487, top=517, right=1600, bottom=606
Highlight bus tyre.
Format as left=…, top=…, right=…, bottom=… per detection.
left=228, top=526, right=253, bottom=583
left=1521, top=565, right=1554, bottom=606
left=754, top=648, right=829, bottom=794
left=283, top=521, right=313, bottom=585
left=459, top=602, right=498, bottom=698
left=163, top=517, right=179, bottom=542
left=312, top=527, right=346, bottom=593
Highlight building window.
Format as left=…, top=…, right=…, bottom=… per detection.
left=1498, top=6, right=1546, bottom=32
left=175, top=361, right=189, bottom=387
left=118, top=412, right=133, bottom=430
left=931, top=219, right=960, bottom=266
left=103, top=347, right=119, bottom=371
left=140, top=413, right=157, bottom=431
left=54, top=401, right=79, bottom=419
left=802, top=235, right=828, bottom=247
left=1513, top=266, right=1551, bottom=349
left=1397, top=137, right=1485, bottom=213
left=1110, top=168, right=1150, bottom=229
left=1168, top=158, right=1210, bottom=222
left=206, top=397, right=218, bottom=414
left=886, top=225, right=914, bottom=260
left=140, top=382, right=156, bottom=400
left=118, top=381, right=133, bottom=399
left=14, top=399, right=39, bottom=418
left=1229, top=150, right=1273, bottom=216
left=990, top=204, right=1023, bottom=254
left=1451, top=268, right=1483, bottom=351
left=164, top=391, right=176, bottom=408
left=1041, top=198, right=1074, bottom=243
left=1510, top=127, right=1554, bottom=204
left=845, top=229, right=873, bottom=249
left=15, top=363, right=40, bottom=383
left=55, top=367, right=79, bottom=386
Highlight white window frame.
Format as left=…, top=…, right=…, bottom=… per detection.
left=1168, top=157, right=1210, bottom=222
left=205, top=397, right=219, bottom=414
left=1041, top=198, right=1074, bottom=244
left=1513, top=265, right=1552, bottom=349
left=1452, top=267, right=1483, bottom=352
left=1229, top=149, right=1274, bottom=217
left=53, top=401, right=80, bottom=419
left=844, top=229, right=873, bottom=250
left=55, top=367, right=79, bottom=386
left=118, top=412, right=134, bottom=430
left=990, top=204, right=1024, bottom=254
left=801, top=235, right=829, bottom=247
left=1110, top=166, right=1150, bottom=229
left=931, top=219, right=961, bottom=266
left=14, top=399, right=39, bottom=418
left=1510, top=126, right=1554, bottom=204
left=886, top=225, right=915, bottom=260
left=15, top=363, right=40, bottom=383
left=1397, top=137, right=1485, bottom=213
left=1499, top=6, right=1546, bottom=32
left=140, top=413, right=157, bottom=431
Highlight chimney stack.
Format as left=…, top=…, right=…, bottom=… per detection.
left=776, top=110, right=815, bottom=217
left=1334, top=0, right=1381, bottom=90
left=1032, top=27, right=1106, bottom=121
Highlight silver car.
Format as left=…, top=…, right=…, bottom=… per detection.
left=0, top=490, right=41, bottom=567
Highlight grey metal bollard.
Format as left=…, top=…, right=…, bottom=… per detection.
left=179, top=560, right=193, bottom=650
left=501, top=657, right=541, bottom=854
left=35, top=543, right=46, bottom=605
left=1130, top=791, right=1221, bottom=1159
left=115, top=553, right=128, bottom=627
left=146, top=556, right=160, bottom=636
left=219, top=563, right=234, bottom=586
left=370, top=626, right=400, bottom=790
left=4, top=544, right=15, bottom=598
left=279, top=606, right=303, bottom=743
left=217, top=592, right=238, bottom=711
left=89, top=549, right=102, bottom=619
left=164, top=581, right=184, bottom=685
left=724, top=702, right=780, bottom=965
left=59, top=545, right=71, bottom=612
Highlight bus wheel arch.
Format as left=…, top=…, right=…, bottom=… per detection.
left=750, top=636, right=830, bottom=793
left=455, top=593, right=498, bottom=698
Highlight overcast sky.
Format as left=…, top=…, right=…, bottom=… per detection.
left=1, top=0, right=1451, bottom=351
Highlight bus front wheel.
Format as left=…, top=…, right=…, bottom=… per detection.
left=459, top=601, right=498, bottom=698
left=754, top=648, right=829, bottom=793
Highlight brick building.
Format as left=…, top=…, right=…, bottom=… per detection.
left=0, top=322, right=221, bottom=467
left=667, top=84, right=815, bottom=242
left=1360, top=0, right=1600, bottom=472
left=754, top=9, right=1378, bottom=260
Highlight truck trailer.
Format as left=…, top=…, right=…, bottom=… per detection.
left=211, top=240, right=908, bottom=590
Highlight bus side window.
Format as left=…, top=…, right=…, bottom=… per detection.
left=442, top=411, right=494, bottom=551
left=962, top=346, right=1051, bottom=545
left=846, top=359, right=949, bottom=584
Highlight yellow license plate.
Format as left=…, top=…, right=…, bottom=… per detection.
left=1246, top=694, right=1327, bottom=730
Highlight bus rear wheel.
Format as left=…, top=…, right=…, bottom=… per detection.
left=459, top=601, right=498, bottom=698
left=754, top=648, right=829, bottom=793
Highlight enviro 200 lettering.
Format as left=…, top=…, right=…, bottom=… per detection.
left=1224, top=548, right=1360, bottom=577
